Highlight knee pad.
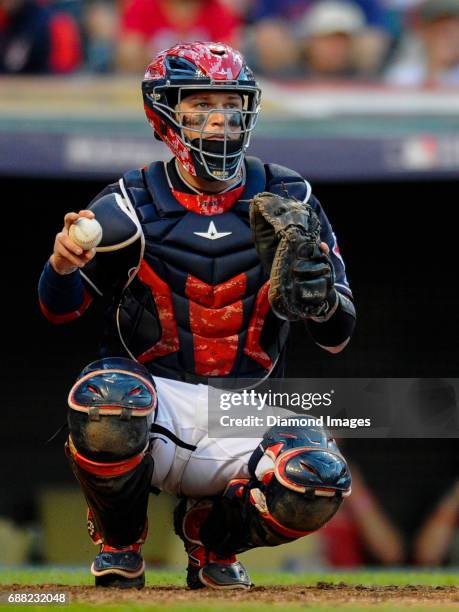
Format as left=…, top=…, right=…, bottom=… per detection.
left=200, top=425, right=351, bottom=556
left=252, top=425, right=351, bottom=536
left=67, top=357, right=157, bottom=470
left=254, top=425, right=351, bottom=493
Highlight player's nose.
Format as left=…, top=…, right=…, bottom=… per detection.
left=208, top=109, right=226, bottom=128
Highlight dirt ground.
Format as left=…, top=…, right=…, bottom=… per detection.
left=3, top=583, right=459, bottom=607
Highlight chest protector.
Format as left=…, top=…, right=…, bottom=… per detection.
left=116, top=157, right=309, bottom=383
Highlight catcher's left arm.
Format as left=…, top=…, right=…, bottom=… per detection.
left=249, top=192, right=356, bottom=353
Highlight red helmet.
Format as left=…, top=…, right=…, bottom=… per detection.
left=142, top=41, right=261, bottom=182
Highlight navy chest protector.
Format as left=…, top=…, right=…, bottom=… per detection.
left=116, top=157, right=309, bottom=383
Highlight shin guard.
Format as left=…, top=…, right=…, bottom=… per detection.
left=66, top=357, right=157, bottom=547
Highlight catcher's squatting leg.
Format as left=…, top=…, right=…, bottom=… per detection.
left=174, top=426, right=352, bottom=588
left=66, top=357, right=255, bottom=591
left=65, top=358, right=352, bottom=590
left=66, top=358, right=157, bottom=589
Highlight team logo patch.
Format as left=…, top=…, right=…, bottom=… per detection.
left=194, top=221, right=232, bottom=240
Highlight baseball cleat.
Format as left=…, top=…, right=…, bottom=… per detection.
left=175, top=499, right=252, bottom=589
left=199, top=559, right=252, bottom=589
left=186, top=543, right=252, bottom=590
left=91, top=543, right=145, bottom=589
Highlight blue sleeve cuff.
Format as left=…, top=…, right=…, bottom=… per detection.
left=42, top=260, right=81, bottom=287
left=38, top=260, right=85, bottom=315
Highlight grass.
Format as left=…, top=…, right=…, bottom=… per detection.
left=1, top=608, right=446, bottom=612
left=0, top=568, right=457, bottom=611
left=0, top=567, right=458, bottom=587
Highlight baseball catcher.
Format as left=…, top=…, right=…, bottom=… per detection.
left=38, top=42, right=356, bottom=589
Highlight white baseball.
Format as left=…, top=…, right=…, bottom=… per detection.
left=69, top=217, right=103, bottom=250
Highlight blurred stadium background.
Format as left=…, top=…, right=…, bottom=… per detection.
left=1, top=0, right=458, bottom=575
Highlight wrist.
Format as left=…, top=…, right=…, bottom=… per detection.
left=305, top=291, right=356, bottom=347
left=45, top=260, right=80, bottom=287
left=308, top=288, right=338, bottom=322
left=49, top=255, right=78, bottom=276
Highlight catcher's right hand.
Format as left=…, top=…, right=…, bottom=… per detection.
left=50, top=210, right=96, bottom=275
left=250, top=192, right=336, bottom=321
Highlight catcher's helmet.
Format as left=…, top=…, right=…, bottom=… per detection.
left=142, top=41, right=261, bottom=182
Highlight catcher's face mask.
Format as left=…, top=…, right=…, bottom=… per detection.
left=175, top=91, right=247, bottom=181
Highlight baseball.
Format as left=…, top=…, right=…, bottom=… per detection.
left=69, top=217, right=103, bottom=250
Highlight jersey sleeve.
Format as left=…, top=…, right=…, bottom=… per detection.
left=38, top=262, right=92, bottom=324
left=309, top=194, right=353, bottom=300
left=305, top=193, right=355, bottom=349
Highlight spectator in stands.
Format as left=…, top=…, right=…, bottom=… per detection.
left=248, top=0, right=392, bottom=78
left=117, top=0, right=241, bottom=73
left=0, top=0, right=82, bottom=74
left=413, top=480, right=459, bottom=566
left=339, top=434, right=459, bottom=567
left=322, top=462, right=459, bottom=567
left=296, top=1, right=367, bottom=81
left=382, top=1, right=424, bottom=38
left=219, top=0, right=251, bottom=20
left=385, top=0, right=459, bottom=86
left=82, top=0, right=118, bottom=73
left=320, top=463, right=404, bottom=566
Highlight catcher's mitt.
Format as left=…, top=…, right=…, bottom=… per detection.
left=250, top=192, right=335, bottom=321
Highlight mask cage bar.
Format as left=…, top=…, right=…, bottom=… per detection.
left=175, top=107, right=245, bottom=180
left=145, top=81, right=261, bottom=180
